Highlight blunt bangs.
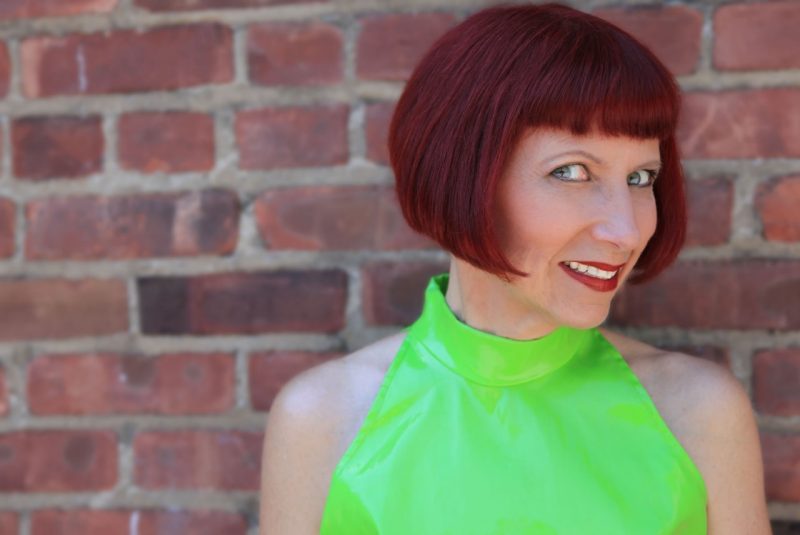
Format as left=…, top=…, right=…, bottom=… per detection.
left=390, top=3, right=687, bottom=284
left=518, top=17, right=680, bottom=140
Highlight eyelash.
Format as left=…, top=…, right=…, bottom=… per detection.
left=549, top=163, right=659, bottom=188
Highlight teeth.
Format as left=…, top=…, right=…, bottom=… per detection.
left=566, top=261, right=618, bottom=280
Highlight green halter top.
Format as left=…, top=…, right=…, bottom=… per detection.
left=320, top=274, right=707, bottom=534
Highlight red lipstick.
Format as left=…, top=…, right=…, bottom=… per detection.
left=559, top=261, right=624, bottom=292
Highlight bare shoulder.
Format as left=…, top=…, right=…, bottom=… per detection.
left=258, top=331, right=408, bottom=534
left=599, top=328, right=733, bottom=406
left=599, top=328, right=771, bottom=534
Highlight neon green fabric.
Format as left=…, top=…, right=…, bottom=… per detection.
left=320, top=274, right=707, bottom=534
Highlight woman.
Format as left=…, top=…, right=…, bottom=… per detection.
left=260, top=4, right=770, bottom=534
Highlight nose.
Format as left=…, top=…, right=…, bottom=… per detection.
left=590, top=185, right=643, bottom=252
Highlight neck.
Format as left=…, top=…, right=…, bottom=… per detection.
left=444, top=260, right=559, bottom=341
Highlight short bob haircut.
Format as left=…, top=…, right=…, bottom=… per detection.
left=389, top=3, right=686, bottom=284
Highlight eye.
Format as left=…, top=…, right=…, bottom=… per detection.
left=627, top=169, right=658, bottom=187
left=550, top=163, right=589, bottom=182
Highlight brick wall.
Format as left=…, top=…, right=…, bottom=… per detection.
left=0, top=0, right=797, bottom=533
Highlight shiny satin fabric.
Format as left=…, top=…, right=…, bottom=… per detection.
left=320, top=274, right=707, bottom=534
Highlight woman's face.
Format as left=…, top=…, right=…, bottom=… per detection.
left=494, top=127, right=660, bottom=331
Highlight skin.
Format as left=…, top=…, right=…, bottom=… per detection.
left=259, top=128, right=772, bottom=534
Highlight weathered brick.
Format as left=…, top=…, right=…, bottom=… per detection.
left=714, top=1, right=800, bottom=71
left=25, top=190, right=239, bottom=260
left=0, top=279, right=127, bottom=341
left=0, top=0, right=116, bottom=20
left=762, top=431, right=800, bottom=502
left=118, top=112, right=215, bottom=173
left=365, top=101, right=395, bottom=165
left=21, top=24, right=232, bottom=98
left=31, top=509, right=247, bottom=535
left=678, top=89, right=800, bottom=159
left=12, top=116, right=103, bottom=180
left=135, top=0, right=318, bottom=11
left=773, top=521, right=800, bottom=534
left=610, top=260, right=800, bottom=330
left=235, top=105, right=348, bottom=170
left=753, top=349, right=800, bottom=417
left=28, top=352, right=235, bottom=415
left=594, top=5, right=702, bottom=75
left=685, top=177, right=733, bottom=247
left=0, top=512, right=18, bottom=535
left=254, top=185, right=434, bottom=250
left=248, top=22, right=342, bottom=86
left=0, top=430, right=117, bottom=491
left=138, top=269, right=347, bottom=335
left=362, top=261, right=449, bottom=326
left=0, top=41, right=9, bottom=97
left=0, top=198, right=15, bottom=258
left=134, top=430, right=262, bottom=490
left=357, top=13, right=456, bottom=81
left=249, top=351, right=342, bottom=411
left=756, top=175, right=800, bottom=242
left=0, top=367, right=7, bottom=417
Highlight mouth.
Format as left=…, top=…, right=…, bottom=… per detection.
left=558, top=260, right=627, bottom=292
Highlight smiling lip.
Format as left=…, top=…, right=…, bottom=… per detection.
left=559, top=260, right=626, bottom=292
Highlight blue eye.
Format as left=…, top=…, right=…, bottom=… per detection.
left=550, top=164, right=589, bottom=182
left=628, top=169, right=658, bottom=187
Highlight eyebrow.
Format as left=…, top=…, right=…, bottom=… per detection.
left=542, top=150, right=662, bottom=169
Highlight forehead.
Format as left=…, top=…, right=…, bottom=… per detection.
left=513, top=127, right=661, bottom=164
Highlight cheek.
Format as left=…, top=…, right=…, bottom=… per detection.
left=636, top=196, right=658, bottom=243
left=496, top=191, right=569, bottom=257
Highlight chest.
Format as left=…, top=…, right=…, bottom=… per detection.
left=320, top=345, right=708, bottom=534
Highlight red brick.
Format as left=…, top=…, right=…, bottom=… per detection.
left=0, top=279, right=127, bottom=341
left=594, top=5, right=702, bottom=75
left=754, top=349, right=800, bottom=417
left=0, top=198, right=14, bottom=258
left=0, top=41, right=9, bottom=97
left=0, top=430, right=117, bottom=491
left=235, top=105, right=348, bottom=170
left=362, top=261, right=449, bottom=326
left=610, top=260, right=800, bottom=330
left=12, top=116, right=103, bottom=180
left=0, top=512, right=18, bottom=534
left=138, top=269, right=347, bottom=335
left=135, top=0, right=318, bottom=11
left=762, top=431, right=800, bottom=502
left=678, top=89, right=800, bottom=159
left=249, top=351, right=342, bottom=411
left=756, top=175, right=800, bottom=242
left=248, top=22, right=342, bottom=87
left=118, top=112, right=215, bottom=173
left=0, top=0, right=115, bottom=20
left=685, top=177, right=733, bottom=247
left=714, top=1, right=800, bottom=71
left=0, top=368, right=7, bottom=417
left=357, top=13, right=456, bottom=81
left=31, top=509, right=247, bottom=535
left=134, top=430, right=262, bottom=490
left=254, top=185, right=433, bottom=250
left=25, top=190, right=239, bottom=260
left=21, top=24, right=232, bottom=98
left=365, top=101, right=395, bottom=165
left=774, top=521, right=800, bottom=534
left=28, top=352, right=235, bottom=415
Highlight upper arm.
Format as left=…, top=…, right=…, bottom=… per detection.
left=258, top=362, right=348, bottom=535
left=683, top=358, right=771, bottom=535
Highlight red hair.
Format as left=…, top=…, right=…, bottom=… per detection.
left=389, top=3, right=686, bottom=284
